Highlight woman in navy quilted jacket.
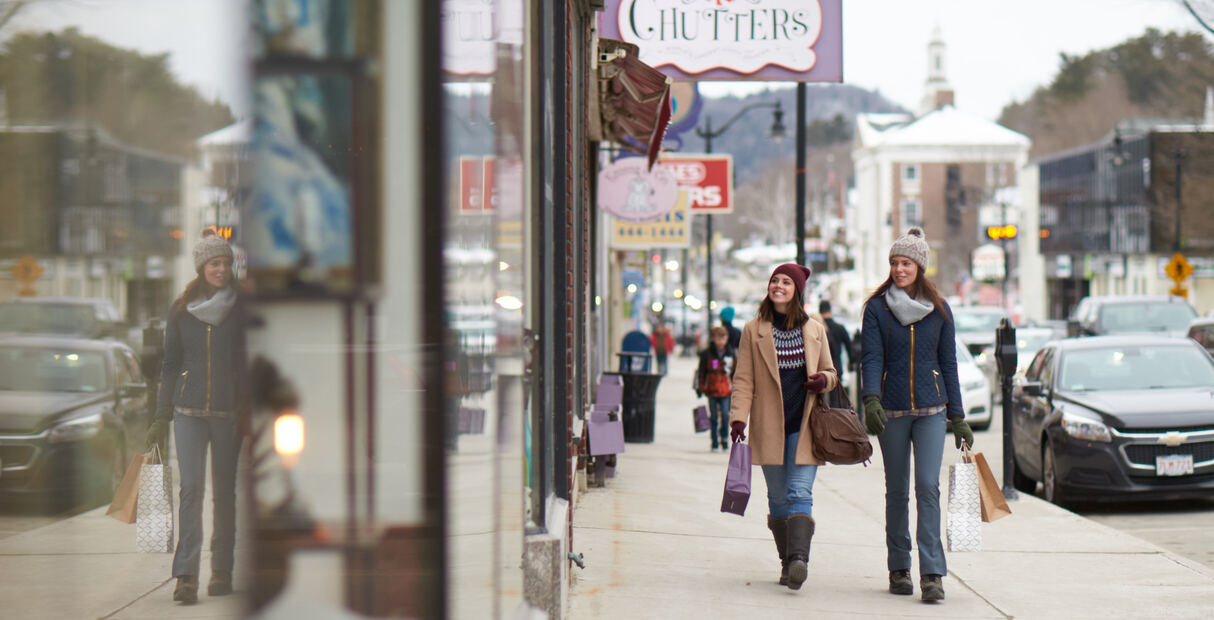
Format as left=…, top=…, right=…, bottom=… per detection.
left=860, top=227, right=973, bottom=603
left=145, top=229, right=246, bottom=605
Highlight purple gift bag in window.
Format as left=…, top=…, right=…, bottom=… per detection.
left=720, top=439, right=751, bottom=516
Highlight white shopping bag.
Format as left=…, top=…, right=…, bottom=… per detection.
left=946, top=455, right=981, bottom=552
left=136, top=445, right=174, bottom=553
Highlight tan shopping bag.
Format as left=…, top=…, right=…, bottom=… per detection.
left=964, top=449, right=1012, bottom=523
left=105, top=453, right=147, bottom=523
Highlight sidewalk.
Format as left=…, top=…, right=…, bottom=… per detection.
left=568, top=356, right=1214, bottom=619
left=0, top=443, right=246, bottom=619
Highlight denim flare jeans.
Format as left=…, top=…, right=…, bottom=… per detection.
left=760, top=431, right=819, bottom=517
left=172, top=414, right=242, bottom=579
left=877, top=411, right=947, bottom=577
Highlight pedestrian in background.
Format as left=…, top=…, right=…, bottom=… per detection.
left=860, top=227, right=973, bottom=603
left=650, top=320, right=675, bottom=374
left=719, top=305, right=742, bottom=352
left=729, top=263, right=837, bottom=591
left=694, top=326, right=735, bottom=451
left=146, top=229, right=247, bottom=605
left=817, top=300, right=852, bottom=407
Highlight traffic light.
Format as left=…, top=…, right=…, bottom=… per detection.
left=986, top=225, right=1018, bottom=240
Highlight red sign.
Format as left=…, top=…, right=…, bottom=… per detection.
left=657, top=154, right=733, bottom=214
left=458, top=156, right=497, bottom=213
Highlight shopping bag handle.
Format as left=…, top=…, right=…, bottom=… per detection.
left=146, top=443, right=162, bottom=464
left=960, top=443, right=975, bottom=463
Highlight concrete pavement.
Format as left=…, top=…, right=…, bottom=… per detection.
left=568, top=355, right=1214, bottom=619
left=0, top=437, right=247, bottom=619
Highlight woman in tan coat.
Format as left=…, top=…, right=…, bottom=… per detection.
left=729, top=263, right=837, bottom=591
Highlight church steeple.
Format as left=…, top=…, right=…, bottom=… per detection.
left=919, top=24, right=955, bottom=115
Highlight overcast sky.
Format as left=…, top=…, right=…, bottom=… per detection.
left=7, top=0, right=1209, bottom=121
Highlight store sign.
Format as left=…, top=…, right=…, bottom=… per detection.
left=598, top=156, right=680, bottom=222
left=972, top=244, right=1005, bottom=281
left=600, top=0, right=842, bottom=82
left=458, top=156, right=497, bottom=213
left=657, top=154, right=733, bottom=214
left=610, top=191, right=690, bottom=248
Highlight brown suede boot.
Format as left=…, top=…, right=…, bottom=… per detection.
left=208, top=569, right=233, bottom=596
left=767, top=515, right=789, bottom=585
left=173, top=575, right=198, bottom=604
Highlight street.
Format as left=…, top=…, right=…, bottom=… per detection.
left=981, top=389, right=1214, bottom=572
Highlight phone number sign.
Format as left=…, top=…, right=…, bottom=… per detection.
left=658, top=154, right=733, bottom=214
left=611, top=191, right=690, bottom=248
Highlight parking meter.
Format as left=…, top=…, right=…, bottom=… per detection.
left=994, top=318, right=1018, bottom=500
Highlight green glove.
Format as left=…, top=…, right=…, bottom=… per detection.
left=863, top=396, right=885, bottom=435
left=950, top=418, right=974, bottom=449
left=145, top=418, right=169, bottom=451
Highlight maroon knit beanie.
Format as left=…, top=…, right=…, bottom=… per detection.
left=770, top=263, right=811, bottom=298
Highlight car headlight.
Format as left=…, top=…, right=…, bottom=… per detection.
left=963, top=378, right=986, bottom=391
left=1062, top=413, right=1111, bottom=443
left=48, top=413, right=103, bottom=443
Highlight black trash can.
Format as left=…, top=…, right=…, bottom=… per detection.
left=603, top=369, right=662, bottom=443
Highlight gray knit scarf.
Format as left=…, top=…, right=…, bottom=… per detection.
left=187, top=286, right=236, bottom=326
left=885, top=286, right=933, bottom=326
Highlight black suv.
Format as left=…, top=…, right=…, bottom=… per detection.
left=1067, top=295, right=1197, bottom=338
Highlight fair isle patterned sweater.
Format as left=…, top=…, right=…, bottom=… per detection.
left=772, top=311, right=807, bottom=436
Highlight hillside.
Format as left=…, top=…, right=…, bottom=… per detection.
left=685, top=84, right=906, bottom=185
left=998, top=28, right=1214, bottom=158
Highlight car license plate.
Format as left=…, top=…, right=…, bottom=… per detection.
left=1156, top=454, right=1194, bottom=476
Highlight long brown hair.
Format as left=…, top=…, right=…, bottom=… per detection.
left=757, top=289, right=809, bottom=330
left=865, top=263, right=950, bottom=320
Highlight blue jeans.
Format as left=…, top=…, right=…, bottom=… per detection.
left=760, top=432, right=818, bottom=517
left=877, top=412, right=947, bottom=576
left=172, top=414, right=241, bottom=578
left=707, top=396, right=730, bottom=448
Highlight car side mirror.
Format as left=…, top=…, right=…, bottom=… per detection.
left=1065, top=319, right=1081, bottom=338
left=1021, top=381, right=1044, bottom=398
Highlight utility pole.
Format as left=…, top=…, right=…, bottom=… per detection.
left=795, top=83, right=806, bottom=267
left=1173, top=146, right=1186, bottom=252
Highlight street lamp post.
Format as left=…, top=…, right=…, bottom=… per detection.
left=694, top=100, right=785, bottom=330
left=1173, top=146, right=1186, bottom=253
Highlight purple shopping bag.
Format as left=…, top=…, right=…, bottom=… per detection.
left=693, top=405, right=710, bottom=432
left=720, top=440, right=751, bottom=516
left=587, top=411, right=626, bottom=456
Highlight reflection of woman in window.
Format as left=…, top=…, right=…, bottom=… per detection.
left=146, top=230, right=246, bottom=605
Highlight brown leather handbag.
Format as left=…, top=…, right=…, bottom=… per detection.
left=810, top=386, right=873, bottom=466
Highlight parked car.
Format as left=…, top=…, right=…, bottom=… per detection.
left=953, top=305, right=1010, bottom=401
left=0, top=296, right=127, bottom=341
left=1067, top=295, right=1197, bottom=338
left=1188, top=317, right=1214, bottom=357
left=0, top=335, right=150, bottom=509
left=954, top=338, right=993, bottom=430
left=1009, top=335, right=1214, bottom=505
left=1014, top=326, right=1059, bottom=375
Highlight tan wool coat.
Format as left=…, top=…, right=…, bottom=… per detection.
left=729, top=316, right=838, bottom=466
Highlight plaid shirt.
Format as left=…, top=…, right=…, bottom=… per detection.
left=884, top=404, right=946, bottom=420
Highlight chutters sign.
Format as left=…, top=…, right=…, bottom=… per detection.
left=600, top=0, right=842, bottom=82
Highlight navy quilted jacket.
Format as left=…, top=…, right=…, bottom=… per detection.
left=860, top=294, right=964, bottom=419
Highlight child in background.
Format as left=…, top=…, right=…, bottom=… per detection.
left=695, top=326, right=735, bottom=451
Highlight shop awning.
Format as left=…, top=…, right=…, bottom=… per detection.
left=592, top=38, right=672, bottom=169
